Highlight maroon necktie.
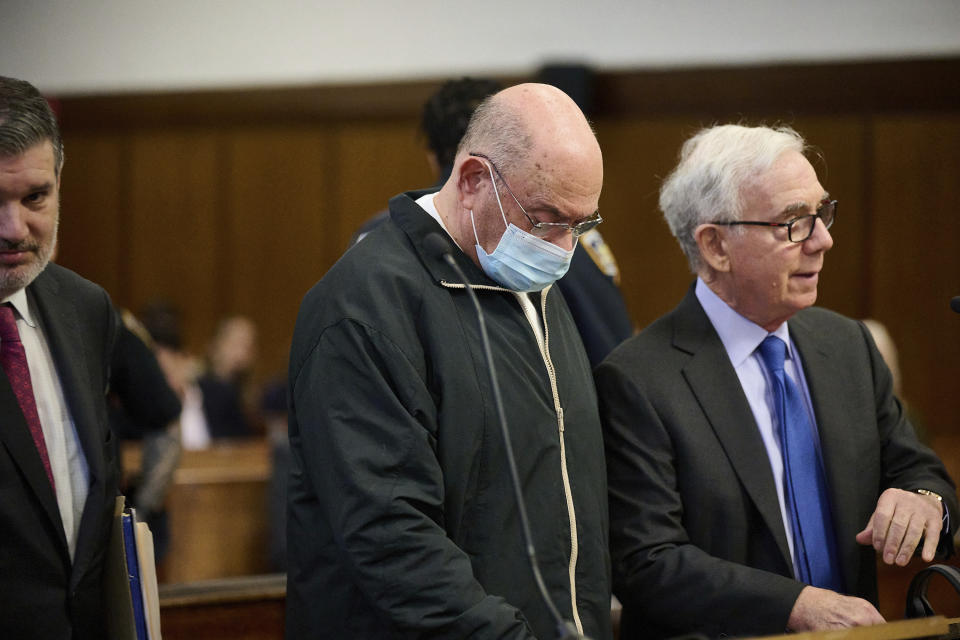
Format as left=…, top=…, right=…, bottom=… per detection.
left=0, top=304, right=56, bottom=490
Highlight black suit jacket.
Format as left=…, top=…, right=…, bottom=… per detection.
left=595, top=285, right=958, bottom=640
left=0, top=263, right=120, bottom=640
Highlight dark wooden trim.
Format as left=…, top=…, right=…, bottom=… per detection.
left=55, top=75, right=524, bottom=129
left=592, top=57, right=960, bottom=117
left=159, top=573, right=286, bottom=608
left=859, top=116, right=877, bottom=317
left=55, top=59, right=960, bottom=130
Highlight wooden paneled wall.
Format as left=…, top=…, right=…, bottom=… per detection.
left=54, top=59, right=960, bottom=439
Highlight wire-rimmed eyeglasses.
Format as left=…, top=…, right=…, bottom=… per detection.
left=468, top=152, right=602, bottom=238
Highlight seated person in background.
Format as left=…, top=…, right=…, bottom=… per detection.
left=595, top=124, right=958, bottom=639
left=196, top=314, right=258, bottom=441
left=140, top=301, right=210, bottom=450
left=862, top=318, right=929, bottom=443
left=109, top=309, right=182, bottom=560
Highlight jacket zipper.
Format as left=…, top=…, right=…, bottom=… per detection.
left=538, top=288, right=583, bottom=635
left=441, top=280, right=584, bottom=634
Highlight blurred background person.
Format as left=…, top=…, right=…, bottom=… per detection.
left=141, top=301, right=211, bottom=451
left=861, top=318, right=930, bottom=443
left=196, top=314, right=259, bottom=442
left=109, top=308, right=182, bottom=561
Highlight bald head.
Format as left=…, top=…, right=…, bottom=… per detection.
left=457, top=83, right=602, bottom=180
left=437, top=83, right=603, bottom=266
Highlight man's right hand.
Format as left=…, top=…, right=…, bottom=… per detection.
left=787, top=586, right=886, bottom=631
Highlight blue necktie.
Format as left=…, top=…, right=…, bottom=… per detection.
left=758, top=335, right=843, bottom=591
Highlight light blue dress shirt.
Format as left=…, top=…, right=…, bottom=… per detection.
left=695, top=278, right=826, bottom=572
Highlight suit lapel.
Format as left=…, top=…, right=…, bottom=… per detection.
left=0, top=366, right=67, bottom=548
left=790, top=312, right=865, bottom=590
left=675, top=288, right=793, bottom=567
left=29, top=271, right=108, bottom=582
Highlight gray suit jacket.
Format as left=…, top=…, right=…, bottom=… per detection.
left=0, top=263, right=120, bottom=640
left=596, top=285, right=957, bottom=640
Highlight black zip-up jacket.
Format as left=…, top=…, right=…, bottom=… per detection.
left=286, top=191, right=611, bottom=639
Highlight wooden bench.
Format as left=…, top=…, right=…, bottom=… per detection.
left=124, top=438, right=273, bottom=583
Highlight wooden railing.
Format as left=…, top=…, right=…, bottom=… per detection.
left=160, top=574, right=286, bottom=640
left=124, top=438, right=273, bottom=583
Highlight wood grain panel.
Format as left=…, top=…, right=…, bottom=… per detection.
left=160, top=441, right=271, bottom=583
left=56, top=132, right=125, bottom=298
left=57, top=77, right=521, bottom=129
left=223, top=126, right=335, bottom=378
left=161, top=597, right=284, bottom=640
left=330, top=119, right=434, bottom=253
left=787, top=116, right=869, bottom=319
left=870, top=115, right=960, bottom=439
left=127, top=129, right=222, bottom=354
left=592, top=117, right=695, bottom=330
left=55, top=59, right=960, bottom=130
left=593, top=59, right=960, bottom=117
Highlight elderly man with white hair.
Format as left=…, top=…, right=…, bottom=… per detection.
left=596, top=124, right=957, bottom=639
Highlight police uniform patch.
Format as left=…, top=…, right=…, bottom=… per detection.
left=580, top=229, right=621, bottom=285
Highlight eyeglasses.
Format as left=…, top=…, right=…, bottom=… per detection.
left=469, top=152, right=602, bottom=238
left=710, top=199, right=838, bottom=243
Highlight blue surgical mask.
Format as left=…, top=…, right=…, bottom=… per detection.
left=470, top=164, right=575, bottom=292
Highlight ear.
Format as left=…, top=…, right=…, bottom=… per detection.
left=694, top=223, right=732, bottom=273
left=456, top=155, right=490, bottom=212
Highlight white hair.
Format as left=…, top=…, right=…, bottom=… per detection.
left=659, top=124, right=807, bottom=272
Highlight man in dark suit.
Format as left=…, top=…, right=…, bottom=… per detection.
left=595, top=124, right=957, bottom=639
left=0, top=75, right=121, bottom=639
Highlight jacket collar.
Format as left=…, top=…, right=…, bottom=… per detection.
left=389, top=190, right=504, bottom=290
left=27, top=267, right=110, bottom=581
left=0, top=287, right=68, bottom=561
left=673, top=283, right=794, bottom=568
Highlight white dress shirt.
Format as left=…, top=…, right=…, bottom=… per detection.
left=3, top=289, right=89, bottom=560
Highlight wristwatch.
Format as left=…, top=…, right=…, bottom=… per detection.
left=916, top=489, right=943, bottom=503
left=916, top=489, right=945, bottom=517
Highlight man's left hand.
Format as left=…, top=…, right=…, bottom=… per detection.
left=856, top=488, right=944, bottom=566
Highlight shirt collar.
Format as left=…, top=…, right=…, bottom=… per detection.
left=415, top=191, right=449, bottom=234
left=695, top=277, right=793, bottom=366
left=1, top=288, right=38, bottom=328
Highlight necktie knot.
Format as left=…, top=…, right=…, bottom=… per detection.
left=0, top=305, right=21, bottom=343
left=758, top=335, right=787, bottom=375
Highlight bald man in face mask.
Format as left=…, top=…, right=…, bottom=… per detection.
left=287, top=84, right=611, bottom=639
